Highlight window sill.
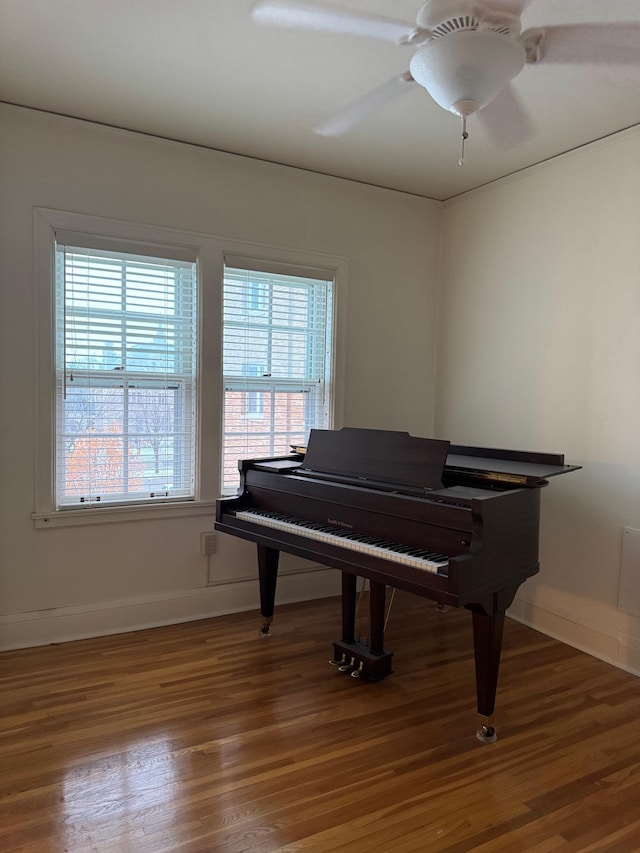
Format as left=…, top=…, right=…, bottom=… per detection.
left=32, top=500, right=217, bottom=529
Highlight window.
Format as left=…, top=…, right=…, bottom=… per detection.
left=222, top=262, right=334, bottom=491
left=34, top=208, right=345, bottom=527
left=54, top=241, right=198, bottom=508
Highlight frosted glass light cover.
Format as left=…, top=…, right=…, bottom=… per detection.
left=409, top=30, right=526, bottom=114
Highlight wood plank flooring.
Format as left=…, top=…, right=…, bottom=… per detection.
left=2, top=591, right=640, bottom=852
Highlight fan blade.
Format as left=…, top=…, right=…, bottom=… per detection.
left=476, top=84, right=534, bottom=148
left=523, top=23, right=640, bottom=65
left=313, top=73, right=416, bottom=137
left=251, top=1, right=414, bottom=43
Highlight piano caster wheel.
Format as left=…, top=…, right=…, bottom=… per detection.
left=435, top=602, right=447, bottom=613
left=476, top=724, right=497, bottom=744
left=350, top=661, right=364, bottom=679
left=329, top=653, right=347, bottom=667
left=338, top=656, right=356, bottom=673
left=259, top=623, right=272, bottom=638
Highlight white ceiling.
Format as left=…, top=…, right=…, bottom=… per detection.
left=1, top=0, right=639, bottom=201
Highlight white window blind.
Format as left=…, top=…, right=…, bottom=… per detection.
left=54, top=242, right=198, bottom=508
left=222, top=264, right=334, bottom=491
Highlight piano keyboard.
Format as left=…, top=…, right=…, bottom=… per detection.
left=234, top=509, right=449, bottom=575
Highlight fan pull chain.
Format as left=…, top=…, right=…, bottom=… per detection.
left=459, top=115, right=469, bottom=167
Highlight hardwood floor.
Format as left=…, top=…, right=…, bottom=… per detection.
left=2, top=591, right=640, bottom=852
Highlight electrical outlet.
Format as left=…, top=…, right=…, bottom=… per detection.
left=201, top=532, right=217, bottom=555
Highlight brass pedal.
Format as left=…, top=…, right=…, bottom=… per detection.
left=350, top=661, right=365, bottom=679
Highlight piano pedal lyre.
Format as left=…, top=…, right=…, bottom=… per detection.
left=350, top=660, right=365, bottom=679
left=329, top=652, right=347, bottom=667
left=332, top=640, right=393, bottom=681
left=476, top=715, right=497, bottom=744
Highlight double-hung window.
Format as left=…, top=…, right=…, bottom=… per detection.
left=53, top=239, right=198, bottom=508
left=34, top=209, right=344, bottom=526
left=222, top=261, right=334, bottom=491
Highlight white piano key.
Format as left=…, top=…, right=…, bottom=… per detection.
left=234, top=509, right=448, bottom=575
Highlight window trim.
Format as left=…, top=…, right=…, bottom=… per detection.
left=33, top=209, right=348, bottom=528
left=32, top=500, right=218, bottom=529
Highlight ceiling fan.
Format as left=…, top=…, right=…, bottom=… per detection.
left=251, top=0, right=640, bottom=160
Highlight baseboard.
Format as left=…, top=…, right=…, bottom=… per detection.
left=0, top=566, right=341, bottom=650
left=507, top=595, right=640, bottom=678
left=7, top=575, right=640, bottom=678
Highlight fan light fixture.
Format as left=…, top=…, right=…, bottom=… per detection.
left=409, top=29, right=526, bottom=119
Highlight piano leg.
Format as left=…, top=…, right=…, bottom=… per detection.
left=332, top=574, right=393, bottom=680
left=469, top=606, right=505, bottom=744
left=257, top=544, right=279, bottom=636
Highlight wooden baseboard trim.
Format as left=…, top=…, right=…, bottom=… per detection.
left=0, top=567, right=341, bottom=650
left=508, top=595, right=640, bottom=678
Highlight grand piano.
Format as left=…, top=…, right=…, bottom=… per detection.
left=215, top=428, right=580, bottom=742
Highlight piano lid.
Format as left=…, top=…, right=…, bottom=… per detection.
left=294, top=429, right=581, bottom=492
left=446, top=445, right=582, bottom=487
left=299, top=428, right=449, bottom=492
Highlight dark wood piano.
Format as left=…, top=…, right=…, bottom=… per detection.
left=215, top=427, right=580, bottom=742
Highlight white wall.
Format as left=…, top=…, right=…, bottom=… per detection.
left=6, top=102, right=637, bottom=674
left=437, top=127, right=640, bottom=674
left=0, top=104, right=442, bottom=649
